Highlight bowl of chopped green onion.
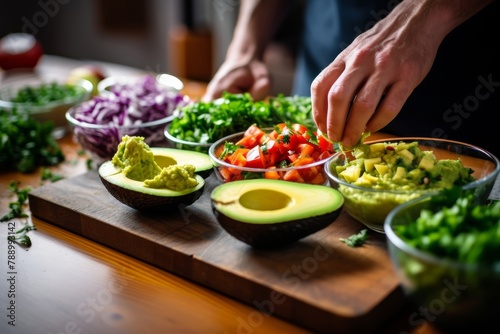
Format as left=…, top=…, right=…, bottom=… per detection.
left=385, top=188, right=500, bottom=331
left=0, top=75, right=93, bottom=139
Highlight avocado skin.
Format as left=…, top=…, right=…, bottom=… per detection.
left=100, top=175, right=204, bottom=211
left=195, top=168, right=213, bottom=180
left=212, top=204, right=342, bottom=248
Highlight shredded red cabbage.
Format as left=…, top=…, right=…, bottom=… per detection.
left=70, top=75, right=188, bottom=163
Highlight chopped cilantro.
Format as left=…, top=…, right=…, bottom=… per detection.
left=340, top=229, right=368, bottom=247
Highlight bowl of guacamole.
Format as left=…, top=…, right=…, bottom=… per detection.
left=325, top=137, right=500, bottom=233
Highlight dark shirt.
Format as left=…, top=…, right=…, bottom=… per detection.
left=293, top=0, right=500, bottom=158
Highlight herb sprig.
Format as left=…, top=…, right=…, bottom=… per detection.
left=340, top=229, right=368, bottom=247
left=0, top=108, right=65, bottom=173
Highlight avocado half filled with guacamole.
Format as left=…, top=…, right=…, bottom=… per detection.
left=99, top=135, right=213, bottom=211
left=211, top=179, right=344, bottom=248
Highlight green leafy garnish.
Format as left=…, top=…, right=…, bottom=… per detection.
left=8, top=222, right=37, bottom=247
left=0, top=108, right=65, bottom=173
left=1, top=181, right=31, bottom=222
left=168, top=92, right=315, bottom=145
left=11, top=82, right=82, bottom=105
left=395, top=189, right=500, bottom=264
left=41, top=167, right=64, bottom=182
left=340, top=229, right=368, bottom=247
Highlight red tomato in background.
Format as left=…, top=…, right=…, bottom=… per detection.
left=0, top=33, right=43, bottom=70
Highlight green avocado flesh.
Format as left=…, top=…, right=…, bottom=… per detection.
left=212, top=179, right=343, bottom=224
left=211, top=179, right=344, bottom=248
left=100, top=161, right=205, bottom=197
left=151, top=147, right=213, bottom=178
left=98, top=146, right=211, bottom=210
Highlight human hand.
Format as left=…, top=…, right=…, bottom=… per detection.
left=311, top=1, right=450, bottom=148
left=202, top=59, right=271, bottom=102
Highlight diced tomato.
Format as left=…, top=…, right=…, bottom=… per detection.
left=283, top=169, right=305, bottom=183
left=317, top=134, right=334, bottom=152
left=291, top=123, right=309, bottom=135
left=228, top=149, right=247, bottom=166
left=309, top=172, right=326, bottom=185
left=288, top=153, right=299, bottom=162
left=264, top=139, right=280, bottom=154
left=277, top=130, right=306, bottom=153
left=293, top=156, right=315, bottom=166
left=236, top=135, right=258, bottom=148
left=265, top=150, right=281, bottom=167
left=297, top=143, right=315, bottom=158
left=264, top=167, right=280, bottom=180
left=219, top=167, right=233, bottom=182
left=244, top=124, right=266, bottom=142
left=216, top=123, right=335, bottom=183
left=245, top=145, right=266, bottom=169
left=297, top=165, right=318, bottom=181
left=317, top=150, right=332, bottom=161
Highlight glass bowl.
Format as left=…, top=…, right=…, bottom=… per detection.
left=66, top=76, right=189, bottom=166
left=97, top=73, right=184, bottom=97
left=0, top=75, right=92, bottom=138
left=385, top=192, right=500, bottom=331
left=324, top=137, right=500, bottom=233
left=209, top=128, right=334, bottom=185
left=66, top=106, right=173, bottom=166
left=164, top=122, right=213, bottom=153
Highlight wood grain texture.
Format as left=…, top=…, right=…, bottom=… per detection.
left=28, top=170, right=405, bottom=333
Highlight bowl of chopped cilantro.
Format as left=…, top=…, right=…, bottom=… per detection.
left=164, top=92, right=316, bottom=153
left=385, top=188, right=500, bottom=331
left=0, top=75, right=93, bottom=139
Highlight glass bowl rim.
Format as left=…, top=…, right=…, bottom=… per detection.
left=97, top=73, right=184, bottom=96
left=325, top=136, right=500, bottom=195
left=384, top=192, right=500, bottom=271
left=208, top=128, right=332, bottom=172
left=164, top=122, right=213, bottom=148
left=0, top=78, right=93, bottom=113
left=65, top=104, right=175, bottom=130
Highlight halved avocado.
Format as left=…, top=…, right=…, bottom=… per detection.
left=150, top=147, right=213, bottom=178
left=211, top=179, right=344, bottom=248
left=99, top=160, right=205, bottom=211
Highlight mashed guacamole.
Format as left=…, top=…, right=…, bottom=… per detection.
left=335, top=140, right=475, bottom=190
left=111, top=135, right=198, bottom=190
left=333, top=139, right=475, bottom=232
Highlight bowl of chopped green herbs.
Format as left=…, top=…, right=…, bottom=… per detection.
left=0, top=75, right=92, bottom=139
left=164, top=92, right=316, bottom=153
left=385, top=187, right=500, bottom=331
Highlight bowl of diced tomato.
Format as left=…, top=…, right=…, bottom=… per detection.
left=208, top=123, right=336, bottom=184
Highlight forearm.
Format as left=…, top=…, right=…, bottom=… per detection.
left=401, top=0, right=493, bottom=44
left=226, top=0, right=291, bottom=63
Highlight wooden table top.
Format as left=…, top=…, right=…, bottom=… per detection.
left=0, top=55, right=446, bottom=334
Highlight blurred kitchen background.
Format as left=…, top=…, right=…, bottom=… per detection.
left=1, top=0, right=304, bottom=96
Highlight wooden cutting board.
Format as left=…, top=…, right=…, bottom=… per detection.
left=28, top=170, right=405, bottom=333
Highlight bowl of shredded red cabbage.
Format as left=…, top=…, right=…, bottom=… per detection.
left=66, top=75, right=189, bottom=166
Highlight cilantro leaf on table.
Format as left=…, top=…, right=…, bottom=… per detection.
left=340, top=229, right=368, bottom=247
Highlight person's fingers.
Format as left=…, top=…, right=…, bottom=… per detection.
left=248, top=62, right=271, bottom=100
left=311, top=61, right=345, bottom=136
left=324, top=66, right=367, bottom=144
left=340, top=70, right=390, bottom=147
